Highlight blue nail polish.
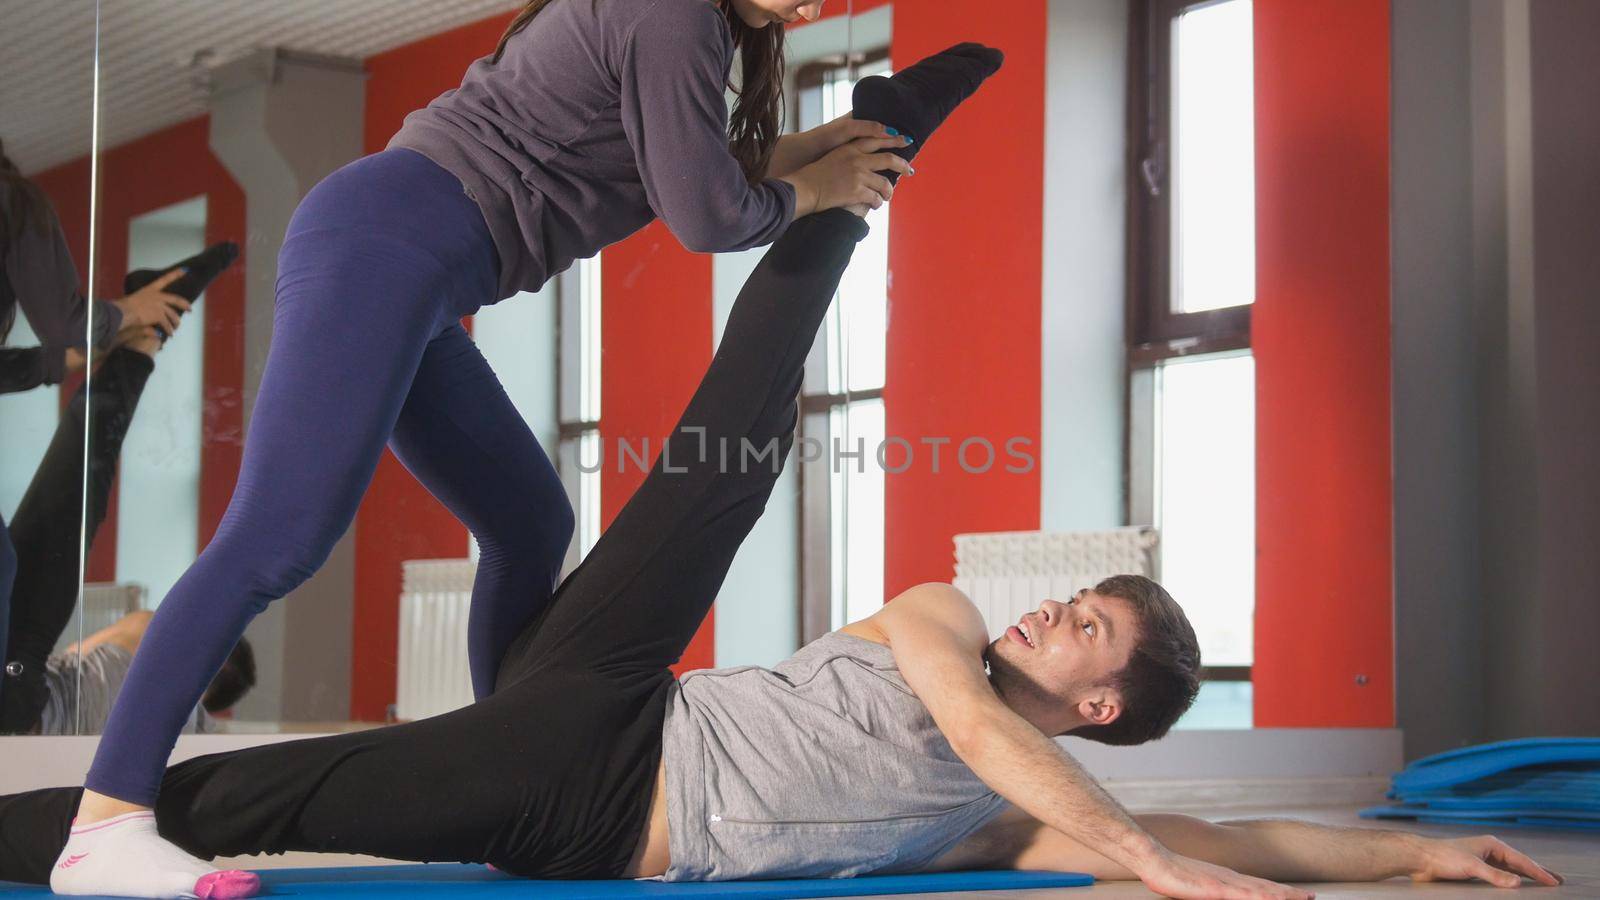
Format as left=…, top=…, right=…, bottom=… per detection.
left=885, top=126, right=900, bottom=136
left=904, top=134, right=915, bottom=144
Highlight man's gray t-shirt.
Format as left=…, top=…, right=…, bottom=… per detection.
left=660, top=631, right=1008, bottom=881
left=39, top=644, right=211, bottom=735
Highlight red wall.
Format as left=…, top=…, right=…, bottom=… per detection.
left=600, top=224, right=716, bottom=675
left=1251, top=0, right=1394, bottom=727
left=31, top=118, right=247, bottom=582
left=350, top=11, right=517, bottom=720
left=883, top=0, right=1046, bottom=594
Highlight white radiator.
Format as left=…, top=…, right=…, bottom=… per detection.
left=53, top=583, right=145, bottom=654
left=952, top=528, right=1159, bottom=639
left=394, top=559, right=477, bottom=722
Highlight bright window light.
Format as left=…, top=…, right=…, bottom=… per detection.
left=1156, top=352, right=1254, bottom=666
left=1172, top=0, right=1255, bottom=313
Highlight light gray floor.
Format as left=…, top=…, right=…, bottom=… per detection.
left=218, top=806, right=1600, bottom=898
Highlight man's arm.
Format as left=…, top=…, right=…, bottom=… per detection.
left=857, top=584, right=1309, bottom=900
left=62, top=610, right=153, bottom=658
left=944, top=806, right=1561, bottom=888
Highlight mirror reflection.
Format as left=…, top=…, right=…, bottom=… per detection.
left=2, top=0, right=101, bottom=736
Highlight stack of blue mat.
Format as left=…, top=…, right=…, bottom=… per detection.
left=1361, top=737, right=1600, bottom=832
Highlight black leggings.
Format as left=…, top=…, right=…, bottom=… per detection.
left=0, top=209, right=870, bottom=884
left=1, top=348, right=153, bottom=733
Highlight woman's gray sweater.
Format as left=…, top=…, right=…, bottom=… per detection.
left=388, top=0, right=797, bottom=301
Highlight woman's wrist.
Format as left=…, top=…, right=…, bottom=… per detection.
left=779, top=172, right=818, bottom=217
left=766, top=133, right=819, bottom=181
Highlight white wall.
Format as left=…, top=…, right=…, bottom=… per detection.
left=711, top=250, right=802, bottom=668
left=1040, top=0, right=1129, bottom=531
left=117, top=197, right=207, bottom=603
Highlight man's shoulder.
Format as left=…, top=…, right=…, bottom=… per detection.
left=875, top=582, right=983, bottom=631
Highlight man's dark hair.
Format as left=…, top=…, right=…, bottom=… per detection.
left=1066, top=574, right=1201, bottom=746
left=201, top=638, right=257, bottom=714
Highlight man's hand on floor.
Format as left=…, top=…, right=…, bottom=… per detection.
left=1138, top=850, right=1315, bottom=900
left=1405, top=834, right=1563, bottom=888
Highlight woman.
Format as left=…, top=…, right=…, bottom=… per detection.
left=62, top=0, right=912, bottom=894
left=0, top=142, right=193, bottom=721
left=0, top=141, right=190, bottom=395
left=26, top=41, right=1000, bottom=898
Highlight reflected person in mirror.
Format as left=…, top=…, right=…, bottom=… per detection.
left=2, top=245, right=246, bottom=738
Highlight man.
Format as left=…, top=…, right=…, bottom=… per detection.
left=0, top=46, right=1558, bottom=900
left=30, top=610, right=256, bottom=736
left=819, top=579, right=1561, bottom=891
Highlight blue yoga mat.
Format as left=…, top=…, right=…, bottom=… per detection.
left=0, top=864, right=1094, bottom=898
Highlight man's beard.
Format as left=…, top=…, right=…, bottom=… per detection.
left=984, top=639, right=1065, bottom=714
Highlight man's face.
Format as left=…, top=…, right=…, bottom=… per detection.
left=985, top=589, right=1138, bottom=730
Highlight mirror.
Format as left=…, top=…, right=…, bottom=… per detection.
left=1, top=0, right=100, bottom=736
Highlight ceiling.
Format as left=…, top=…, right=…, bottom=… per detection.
left=0, top=0, right=525, bottom=176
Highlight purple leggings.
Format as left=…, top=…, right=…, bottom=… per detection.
left=86, top=149, right=573, bottom=804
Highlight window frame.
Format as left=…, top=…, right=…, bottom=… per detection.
left=1127, top=0, right=1253, bottom=358
left=1127, top=0, right=1254, bottom=684
left=794, top=46, right=892, bottom=645
left=556, top=256, right=603, bottom=574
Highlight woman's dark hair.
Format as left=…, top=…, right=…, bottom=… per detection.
left=1066, top=574, right=1202, bottom=746
left=201, top=637, right=258, bottom=714
left=491, top=0, right=785, bottom=184
left=1, top=137, right=54, bottom=342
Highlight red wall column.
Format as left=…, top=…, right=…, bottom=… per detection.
left=1252, top=0, right=1393, bottom=727
left=883, top=0, right=1046, bottom=596
left=601, top=222, right=716, bottom=675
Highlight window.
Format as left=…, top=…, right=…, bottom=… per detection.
left=1129, top=0, right=1255, bottom=722
left=557, top=254, right=603, bottom=574
left=117, top=197, right=208, bottom=604
left=795, top=51, right=893, bottom=640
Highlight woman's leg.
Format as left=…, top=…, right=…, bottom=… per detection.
left=83, top=242, right=453, bottom=810
left=1, top=348, right=153, bottom=734
left=84, top=149, right=496, bottom=811
left=52, top=150, right=500, bottom=899
left=387, top=323, right=573, bottom=700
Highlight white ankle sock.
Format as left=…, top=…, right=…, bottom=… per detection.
left=50, top=811, right=259, bottom=899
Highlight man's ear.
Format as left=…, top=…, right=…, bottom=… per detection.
left=1076, top=691, right=1121, bottom=727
